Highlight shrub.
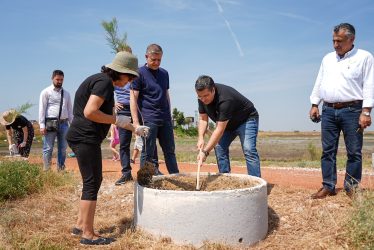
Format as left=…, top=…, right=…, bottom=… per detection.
left=0, top=160, right=74, bottom=202
left=346, top=190, right=374, bottom=249
left=307, top=142, right=321, bottom=161
left=174, top=126, right=198, bottom=138
left=0, top=161, right=43, bottom=201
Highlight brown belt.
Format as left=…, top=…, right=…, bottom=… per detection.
left=324, top=100, right=362, bottom=109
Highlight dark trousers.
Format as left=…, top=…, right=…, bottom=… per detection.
left=68, top=142, right=103, bottom=200
left=141, top=120, right=179, bottom=174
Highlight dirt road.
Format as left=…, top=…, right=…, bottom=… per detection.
left=63, top=158, right=374, bottom=191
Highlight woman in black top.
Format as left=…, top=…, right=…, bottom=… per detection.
left=66, top=51, right=148, bottom=246
left=0, top=110, right=34, bottom=158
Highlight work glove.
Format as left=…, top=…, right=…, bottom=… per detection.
left=135, top=126, right=150, bottom=137
left=19, top=142, right=27, bottom=148
left=9, top=144, right=18, bottom=155
left=115, top=115, right=131, bottom=128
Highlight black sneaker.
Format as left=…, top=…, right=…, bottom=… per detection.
left=115, top=174, right=133, bottom=185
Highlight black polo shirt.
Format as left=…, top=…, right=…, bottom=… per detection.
left=198, top=83, right=258, bottom=131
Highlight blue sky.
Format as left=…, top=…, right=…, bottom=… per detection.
left=1, top=0, right=373, bottom=131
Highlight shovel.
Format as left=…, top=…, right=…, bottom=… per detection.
left=196, top=158, right=202, bottom=191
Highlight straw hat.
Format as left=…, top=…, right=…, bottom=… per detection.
left=0, top=109, right=18, bottom=126
left=105, top=51, right=139, bottom=77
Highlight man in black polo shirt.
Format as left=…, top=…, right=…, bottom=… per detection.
left=195, top=75, right=261, bottom=177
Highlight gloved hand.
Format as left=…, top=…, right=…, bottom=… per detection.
left=115, top=115, right=131, bottom=128
left=135, top=126, right=150, bottom=137
left=9, top=144, right=18, bottom=155
left=19, top=142, right=26, bottom=148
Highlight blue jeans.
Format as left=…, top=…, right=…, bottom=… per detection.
left=140, top=120, right=179, bottom=174
left=43, top=120, right=69, bottom=170
left=215, top=118, right=261, bottom=177
left=321, top=103, right=363, bottom=192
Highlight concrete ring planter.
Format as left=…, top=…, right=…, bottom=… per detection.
left=134, top=173, right=268, bottom=247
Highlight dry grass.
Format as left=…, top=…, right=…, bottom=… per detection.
left=0, top=171, right=357, bottom=249
left=254, top=186, right=352, bottom=249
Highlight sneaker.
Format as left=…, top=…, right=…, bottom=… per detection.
left=115, top=174, right=133, bottom=185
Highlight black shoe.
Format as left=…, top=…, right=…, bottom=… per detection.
left=154, top=169, right=164, bottom=176
left=57, top=165, right=66, bottom=172
left=115, top=174, right=133, bottom=185
left=80, top=237, right=115, bottom=245
left=71, top=227, right=83, bottom=236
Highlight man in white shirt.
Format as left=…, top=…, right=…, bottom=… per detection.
left=39, top=70, right=73, bottom=171
left=309, top=23, right=374, bottom=199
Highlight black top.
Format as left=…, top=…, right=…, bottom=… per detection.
left=198, top=83, right=258, bottom=131
left=66, top=73, right=114, bottom=144
left=5, top=115, right=30, bottom=131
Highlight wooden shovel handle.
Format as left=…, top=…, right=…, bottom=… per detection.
left=196, top=160, right=202, bottom=190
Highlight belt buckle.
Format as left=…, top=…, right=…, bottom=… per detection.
left=333, top=102, right=343, bottom=109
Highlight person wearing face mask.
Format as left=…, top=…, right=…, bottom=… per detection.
left=39, top=70, right=73, bottom=171
left=309, top=23, right=374, bottom=199
left=66, top=51, right=149, bottom=245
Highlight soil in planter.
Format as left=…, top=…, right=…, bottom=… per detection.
left=149, top=175, right=261, bottom=191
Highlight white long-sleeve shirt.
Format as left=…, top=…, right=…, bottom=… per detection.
left=39, top=85, right=73, bottom=129
left=310, top=48, right=374, bottom=108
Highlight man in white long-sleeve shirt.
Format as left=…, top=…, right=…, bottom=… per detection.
left=39, top=70, right=73, bottom=171
left=309, top=23, right=374, bottom=199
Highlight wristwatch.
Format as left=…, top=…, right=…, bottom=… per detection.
left=362, top=111, right=371, bottom=117
left=201, top=149, right=209, bottom=157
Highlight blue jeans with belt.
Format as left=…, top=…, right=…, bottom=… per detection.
left=140, top=120, right=179, bottom=174
left=42, top=119, right=69, bottom=170
left=321, top=102, right=363, bottom=192
left=214, top=118, right=261, bottom=177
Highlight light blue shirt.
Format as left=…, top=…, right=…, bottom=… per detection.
left=114, top=84, right=131, bottom=105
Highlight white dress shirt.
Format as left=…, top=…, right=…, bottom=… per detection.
left=39, top=85, right=73, bottom=129
left=310, top=48, right=374, bottom=108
